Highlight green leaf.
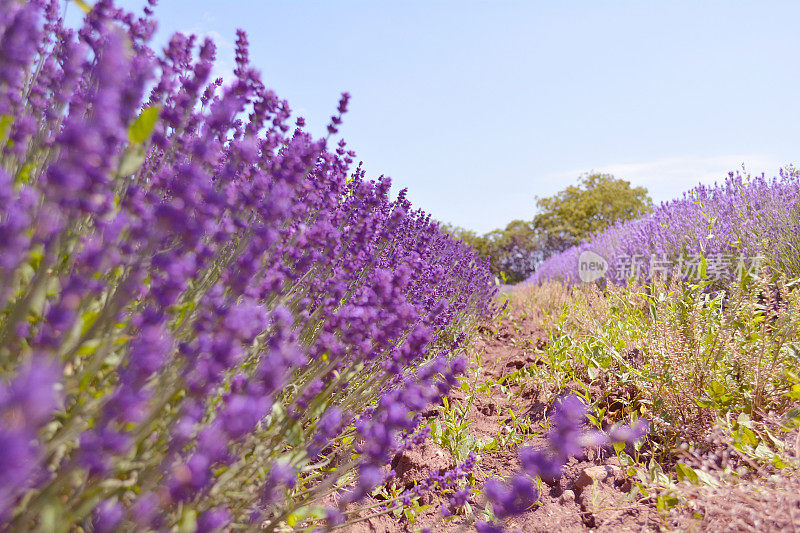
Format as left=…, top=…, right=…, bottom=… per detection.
left=772, top=455, right=789, bottom=469
left=656, top=492, right=680, bottom=511
left=783, top=406, right=800, bottom=428
left=0, top=114, right=13, bottom=142
left=16, top=162, right=36, bottom=185
left=675, top=462, right=698, bottom=484
left=482, top=438, right=498, bottom=451
left=694, top=469, right=720, bottom=487
left=698, top=256, right=708, bottom=279
left=459, top=441, right=472, bottom=462
left=736, top=412, right=755, bottom=430
left=128, top=106, right=161, bottom=144
left=788, top=385, right=800, bottom=402
left=38, top=500, right=68, bottom=533
left=76, top=339, right=101, bottom=357
left=618, top=450, right=634, bottom=466
left=694, top=397, right=714, bottom=408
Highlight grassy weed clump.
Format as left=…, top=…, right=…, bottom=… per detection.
left=508, top=275, right=800, bottom=523
left=525, top=275, right=799, bottom=454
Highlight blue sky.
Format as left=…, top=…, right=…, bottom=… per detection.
left=75, top=1, right=800, bottom=233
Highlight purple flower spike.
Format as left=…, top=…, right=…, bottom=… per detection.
left=196, top=507, right=231, bottom=533
left=476, top=521, right=505, bottom=533
left=609, top=419, right=649, bottom=443
left=518, top=447, right=563, bottom=480
left=1, top=357, right=61, bottom=429
left=93, top=499, right=124, bottom=533
left=347, top=464, right=384, bottom=502
left=484, top=475, right=538, bottom=519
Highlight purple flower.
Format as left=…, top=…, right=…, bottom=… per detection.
left=219, top=391, right=269, bottom=439
left=608, top=419, right=649, bottom=443
left=93, top=499, right=124, bottom=533
left=197, top=507, right=231, bottom=533
left=531, top=168, right=800, bottom=285
left=476, top=521, right=505, bottom=533
left=130, top=493, right=160, bottom=528
left=0, top=431, right=37, bottom=519
left=262, top=463, right=296, bottom=504
left=78, top=427, right=131, bottom=476
left=0, top=357, right=61, bottom=429
left=484, top=475, right=538, bottom=519
left=0, top=4, right=41, bottom=113
left=546, top=395, right=587, bottom=458
left=268, top=463, right=297, bottom=489
left=519, top=447, right=563, bottom=480
left=325, top=507, right=345, bottom=528
left=168, top=452, right=213, bottom=502
left=348, top=464, right=384, bottom=502
left=450, top=486, right=470, bottom=508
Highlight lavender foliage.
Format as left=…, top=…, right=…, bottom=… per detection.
left=0, top=1, right=496, bottom=529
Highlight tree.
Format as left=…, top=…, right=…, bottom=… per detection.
left=439, top=220, right=542, bottom=284
left=438, top=173, right=650, bottom=283
left=533, top=173, right=652, bottom=258
left=483, top=220, right=542, bottom=283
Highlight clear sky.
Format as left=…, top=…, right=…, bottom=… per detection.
left=74, top=1, right=800, bottom=233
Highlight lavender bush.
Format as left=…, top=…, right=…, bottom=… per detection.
left=530, top=167, right=800, bottom=286
left=0, top=1, right=498, bottom=529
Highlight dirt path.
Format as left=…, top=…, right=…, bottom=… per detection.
left=346, top=304, right=660, bottom=532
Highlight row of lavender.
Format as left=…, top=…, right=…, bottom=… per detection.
left=0, top=1, right=499, bottom=529
left=529, top=167, right=800, bottom=286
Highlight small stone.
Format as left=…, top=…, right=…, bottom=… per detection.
left=559, top=489, right=575, bottom=504
left=573, top=465, right=621, bottom=491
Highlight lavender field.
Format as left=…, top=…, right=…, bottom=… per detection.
left=529, top=169, right=800, bottom=287
left=1, top=1, right=799, bottom=532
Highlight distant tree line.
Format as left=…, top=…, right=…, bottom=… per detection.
left=440, top=173, right=652, bottom=283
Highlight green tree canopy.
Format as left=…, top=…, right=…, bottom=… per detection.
left=439, top=220, right=541, bottom=284
left=438, top=174, right=650, bottom=284
left=533, top=173, right=652, bottom=257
